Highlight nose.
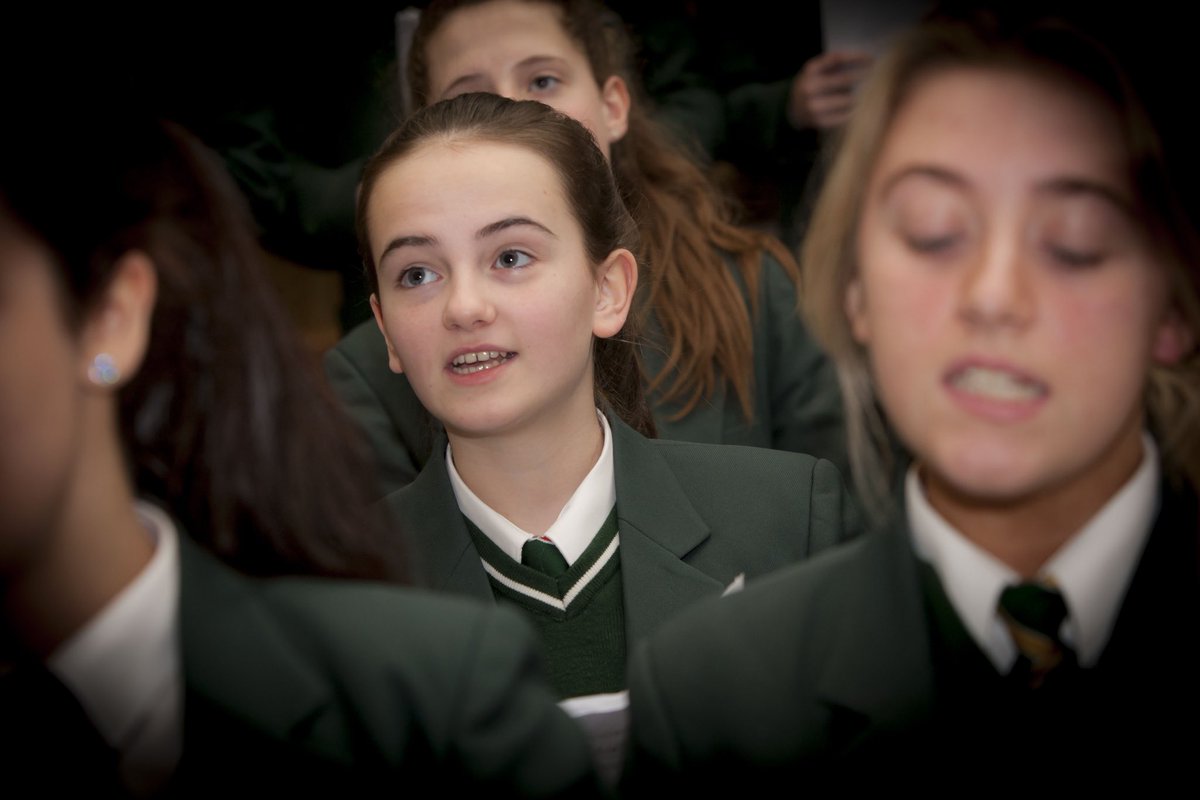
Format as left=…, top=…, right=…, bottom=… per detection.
left=492, top=76, right=520, bottom=102
left=442, top=271, right=496, bottom=331
left=958, top=233, right=1035, bottom=331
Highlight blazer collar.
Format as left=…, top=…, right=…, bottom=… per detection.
left=394, top=417, right=728, bottom=642
left=176, top=536, right=332, bottom=746
left=609, top=416, right=725, bottom=642
left=386, top=442, right=494, bottom=601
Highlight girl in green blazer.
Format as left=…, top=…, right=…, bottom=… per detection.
left=626, top=7, right=1200, bottom=789
left=361, top=92, right=859, bottom=747
left=326, top=0, right=848, bottom=499
left=0, top=95, right=599, bottom=797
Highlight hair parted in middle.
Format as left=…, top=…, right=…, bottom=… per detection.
left=357, top=91, right=655, bottom=437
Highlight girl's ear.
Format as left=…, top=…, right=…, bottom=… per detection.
left=78, top=250, right=157, bottom=391
left=592, top=248, right=637, bottom=339
left=600, top=75, right=631, bottom=145
left=370, top=294, right=406, bottom=374
left=1152, top=307, right=1195, bottom=365
left=845, top=277, right=871, bottom=344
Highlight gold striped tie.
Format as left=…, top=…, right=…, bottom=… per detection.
left=998, top=582, right=1077, bottom=689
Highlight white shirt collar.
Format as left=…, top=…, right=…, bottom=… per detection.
left=447, top=411, right=617, bottom=566
left=47, top=500, right=184, bottom=796
left=907, top=434, right=1159, bottom=671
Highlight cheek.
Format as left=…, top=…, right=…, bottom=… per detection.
left=382, top=305, right=438, bottom=373
left=525, top=277, right=600, bottom=366
left=1045, top=280, right=1160, bottom=409
left=856, top=247, right=958, bottom=367
left=854, top=251, right=962, bottom=441
left=0, top=335, right=80, bottom=566
left=557, top=96, right=608, bottom=150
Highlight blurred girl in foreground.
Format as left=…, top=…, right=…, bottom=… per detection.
left=0, top=99, right=598, bottom=797
left=626, top=7, right=1200, bottom=788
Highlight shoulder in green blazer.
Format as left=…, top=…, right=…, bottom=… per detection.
left=170, top=535, right=602, bottom=797
left=382, top=413, right=861, bottom=646
left=624, top=479, right=1200, bottom=790
left=324, top=252, right=848, bottom=498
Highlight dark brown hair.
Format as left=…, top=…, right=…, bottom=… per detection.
left=408, top=0, right=802, bottom=420
left=1, top=107, right=403, bottom=580
left=358, top=91, right=656, bottom=436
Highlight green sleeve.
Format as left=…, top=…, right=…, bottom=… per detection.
left=622, top=637, right=685, bottom=793
left=758, top=254, right=851, bottom=477
left=323, top=321, right=434, bottom=498
left=448, top=606, right=608, bottom=798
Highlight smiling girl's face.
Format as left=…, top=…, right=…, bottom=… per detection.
left=368, top=138, right=630, bottom=443
left=848, top=66, right=1190, bottom=515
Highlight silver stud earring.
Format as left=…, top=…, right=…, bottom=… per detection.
left=88, top=353, right=121, bottom=386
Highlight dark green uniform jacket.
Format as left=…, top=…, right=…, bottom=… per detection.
left=382, top=414, right=860, bottom=648
left=167, top=536, right=601, bottom=797
left=625, top=480, right=1200, bottom=792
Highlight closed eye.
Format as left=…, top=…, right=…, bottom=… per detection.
left=494, top=250, right=533, bottom=270
left=904, top=233, right=961, bottom=255
left=1045, top=243, right=1105, bottom=268
left=398, top=265, right=442, bottom=288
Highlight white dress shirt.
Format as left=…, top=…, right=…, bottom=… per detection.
left=48, top=500, right=184, bottom=796
left=907, top=435, right=1160, bottom=672
left=448, top=411, right=617, bottom=567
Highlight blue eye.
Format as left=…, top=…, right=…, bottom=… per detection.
left=398, top=266, right=441, bottom=288
left=530, top=75, right=560, bottom=92
left=494, top=250, right=533, bottom=270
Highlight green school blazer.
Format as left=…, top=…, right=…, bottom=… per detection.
left=381, top=414, right=861, bottom=647
left=168, top=536, right=602, bottom=797
left=624, top=480, right=1200, bottom=790
left=325, top=253, right=848, bottom=498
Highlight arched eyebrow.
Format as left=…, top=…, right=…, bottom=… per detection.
left=1037, top=177, right=1133, bottom=215
left=515, top=55, right=570, bottom=74
left=879, top=165, right=969, bottom=198
left=379, top=234, right=437, bottom=262
left=377, top=217, right=557, bottom=262
left=441, top=72, right=488, bottom=99
left=477, top=217, right=557, bottom=240
left=878, top=167, right=1134, bottom=217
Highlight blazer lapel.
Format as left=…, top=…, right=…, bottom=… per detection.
left=610, top=417, right=725, bottom=643
left=1100, top=478, right=1200, bottom=677
left=811, top=520, right=935, bottom=751
left=386, top=444, right=494, bottom=601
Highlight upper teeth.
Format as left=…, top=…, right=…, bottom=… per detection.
left=453, top=350, right=503, bottom=366
left=952, top=366, right=1045, bottom=401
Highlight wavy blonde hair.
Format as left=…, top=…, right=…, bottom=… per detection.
left=802, top=10, right=1200, bottom=518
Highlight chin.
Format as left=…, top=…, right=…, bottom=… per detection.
left=442, top=410, right=527, bottom=441
left=926, top=440, right=1050, bottom=504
